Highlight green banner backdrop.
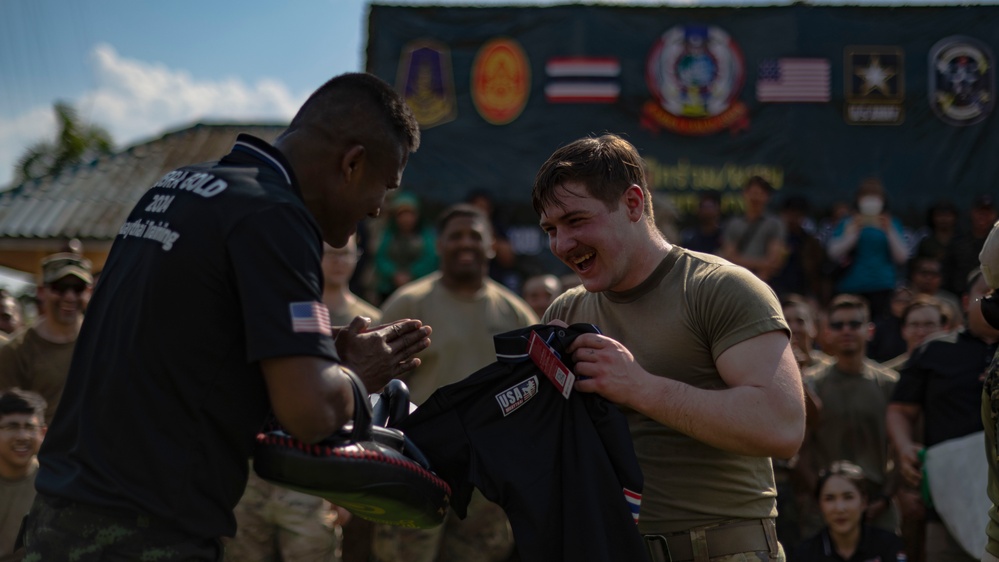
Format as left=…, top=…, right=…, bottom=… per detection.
left=366, top=3, right=998, bottom=225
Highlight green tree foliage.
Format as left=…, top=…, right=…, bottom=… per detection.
left=15, top=102, right=114, bottom=183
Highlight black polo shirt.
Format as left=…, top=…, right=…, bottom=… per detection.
left=398, top=323, right=649, bottom=562
left=792, top=526, right=905, bottom=562
left=891, top=329, right=995, bottom=447
left=36, top=135, right=338, bottom=539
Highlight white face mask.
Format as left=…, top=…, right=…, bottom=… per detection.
left=858, top=196, right=884, bottom=216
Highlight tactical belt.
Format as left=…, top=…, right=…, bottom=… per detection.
left=644, top=518, right=778, bottom=562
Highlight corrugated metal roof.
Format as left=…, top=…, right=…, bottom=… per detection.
left=0, top=122, right=285, bottom=241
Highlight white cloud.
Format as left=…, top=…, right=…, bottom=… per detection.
left=0, top=44, right=304, bottom=188
left=0, top=106, right=57, bottom=187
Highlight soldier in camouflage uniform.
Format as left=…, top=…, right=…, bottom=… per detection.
left=222, top=470, right=342, bottom=562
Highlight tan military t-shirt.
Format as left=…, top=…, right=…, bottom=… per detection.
left=543, top=245, right=788, bottom=534
left=802, top=360, right=898, bottom=488
left=0, top=458, right=37, bottom=554
left=0, top=327, right=76, bottom=424
left=328, top=296, right=382, bottom=328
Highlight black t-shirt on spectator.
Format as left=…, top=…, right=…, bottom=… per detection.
left=891, top=328, right=995, bottom=447
left=792, top=526, right=905, bottom=561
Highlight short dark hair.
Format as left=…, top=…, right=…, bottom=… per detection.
left=901, top=295, right=948, bottom=327
left=283, top=72, right=420, bottom=154
left=973, top=193, right=996, bottom=210
left=815, top=460, right=870, bottom=500
left=926, top=199, right=958, bottom=229
left=856, top=177, right=885, bottom=199
left=436, top=203, right=489, bottom=234
left=782, top=195, right=810, bottom=213
left=0, top=388, right=46, bottom=420
left=532, top=134, right=654, bottom=225
left=699, top=191, right=722, bottom=206
left=908, top=256, right=943, bottom=281
left=828, top=293, right=870, bottom=323
left=781, top=293, right=813, bottom=314
left=744, top=175, right=773, bottom=194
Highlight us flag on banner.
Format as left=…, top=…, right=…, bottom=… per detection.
left=756, top=58, right=831, bottom=102
left=289, top=301, right=332, bottom=335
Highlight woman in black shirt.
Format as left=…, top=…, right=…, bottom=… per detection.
left=792, top=461, right=905, bottom=562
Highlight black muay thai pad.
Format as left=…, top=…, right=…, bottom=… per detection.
left=253, top=374, right=450, bottom=528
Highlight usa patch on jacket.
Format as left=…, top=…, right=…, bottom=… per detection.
left=289, top=302, right=332, bottom=336
left=495, top=375, right=538, bottom=416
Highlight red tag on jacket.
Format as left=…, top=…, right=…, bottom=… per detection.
left=528, top=331, right=575, bottom=399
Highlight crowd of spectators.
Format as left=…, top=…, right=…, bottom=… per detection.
left=0, top=175, right=995, bottom=561
left=309, top=178, right=991, bottom=561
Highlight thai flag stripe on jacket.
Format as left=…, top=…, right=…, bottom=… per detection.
left=624, top=487, right=642, bottom=524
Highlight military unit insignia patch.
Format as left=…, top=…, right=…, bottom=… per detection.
left=471, top=38, right=531, bottom=125
left=641, top=24, right=748, bottom=136
left=397, top=40, right=457, bottom=129
left=929, top=35, right=995, bottom=126
left=844, top=46, right=905, bottom=125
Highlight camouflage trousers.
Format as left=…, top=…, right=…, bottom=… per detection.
left=223, top=470, right=341, bottom=562
left=22, top=493, right=223, bottom=561
left=372, top=489, right=513, bottom=562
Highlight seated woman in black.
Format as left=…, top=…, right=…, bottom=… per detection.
left=792, top=460, right=905, bottom=562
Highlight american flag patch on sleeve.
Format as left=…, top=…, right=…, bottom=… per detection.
left=624, top=488, right=642, bottom=524
left=289, top=301, right=332, bottom=336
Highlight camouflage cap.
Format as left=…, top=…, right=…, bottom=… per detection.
left=41, top=253, right=93, bottom=285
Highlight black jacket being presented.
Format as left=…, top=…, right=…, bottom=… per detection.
left=398, top=323, right=650, bottom=562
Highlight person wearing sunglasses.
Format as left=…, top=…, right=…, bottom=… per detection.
left=798, top=294, right=901, bottom=543
left=0, top=251, right=92, bottom=425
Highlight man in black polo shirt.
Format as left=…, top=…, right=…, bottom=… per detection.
left=887, top=267, right=999, bottom=562
left=22, top=73, right=431, bottom=560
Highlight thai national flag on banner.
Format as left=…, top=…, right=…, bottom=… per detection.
left=545, top=57, right=621, bottom=103
left=756, top=58, right=831, bottom=103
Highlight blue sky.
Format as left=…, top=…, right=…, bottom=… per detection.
left=0, top=0, right=377, bottom=188
left=0, top=0, right=963, bottom=192
left=1, top=0, right=687, bottom=189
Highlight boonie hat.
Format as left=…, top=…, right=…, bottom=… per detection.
left=41, top=253, right=94, bottom=285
